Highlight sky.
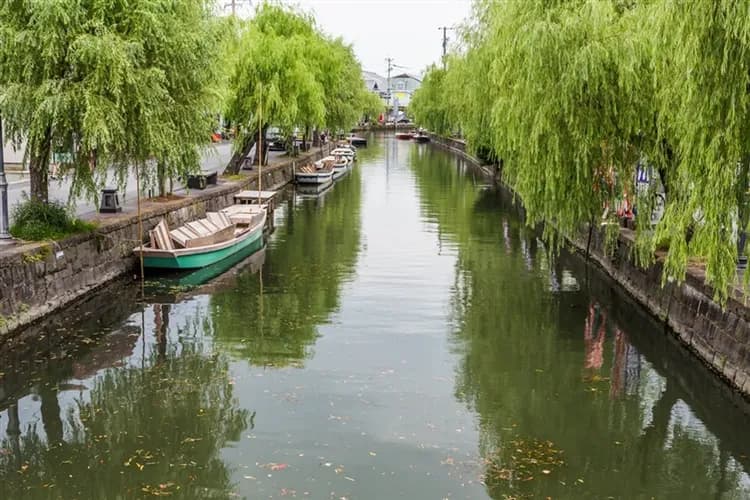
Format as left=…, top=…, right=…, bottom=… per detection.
left=226, top=0, right=473, bottom=77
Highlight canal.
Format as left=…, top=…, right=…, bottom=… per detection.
left=1, top=134, right=749, bottom=499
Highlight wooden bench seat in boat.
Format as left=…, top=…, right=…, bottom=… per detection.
left=149, top=219, right=174, bottom=251
left=206, top=211, right=233, bottom=229
left=221, top=204, right=266, bottom=226
left=147, top=215, right=238, bottom=250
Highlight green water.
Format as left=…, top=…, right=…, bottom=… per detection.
left=1, top=134, right=749, bottom=499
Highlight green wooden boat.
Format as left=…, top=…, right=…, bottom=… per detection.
left=134, top=208, right=267, bottom=270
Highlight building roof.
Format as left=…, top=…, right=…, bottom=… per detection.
left=392, top=73, right=422, bottom=82
left=362, top=70, right=387, bottom=91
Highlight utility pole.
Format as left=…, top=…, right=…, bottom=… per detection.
left=0, top=115, right=11, bottom=241
left=386, top=57, right=394, bottom=121
left=438, top=26, right=454, bottom=69
left=224, top=0, right=250, bottom=15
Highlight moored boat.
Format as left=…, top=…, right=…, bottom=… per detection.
left=296, top=162, right=334, bottom=185
left=331, top=147, right=356, bottom=162
left=318, top=155, right=349, bottom=180
left=412, top=131, right=430, bottom=143
left=134, top=208, right=267, bottom=270
left=395, top=132, right=413, bottom=140
left=348, top=133, right=367, bottom=146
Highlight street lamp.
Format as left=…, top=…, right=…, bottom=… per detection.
left=0, top=114, right=11, bottom=241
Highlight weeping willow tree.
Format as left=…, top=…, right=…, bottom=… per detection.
left=225, top=3, right=379, bottom=173
left=649, top=0, right=750, bottom=297
left=410, top=65, right=452, bottom=135
left=412, top=0, right=750, bottom=300
left=313, top=37, right=383, bottom=133
left=0, top=0, right=222, bottom=201
left=482, top=0, right=655, bottom=243
left=447, top=0, right=498, bottom=161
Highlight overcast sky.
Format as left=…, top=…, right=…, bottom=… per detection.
left=226, top=0, right=472, bottom=77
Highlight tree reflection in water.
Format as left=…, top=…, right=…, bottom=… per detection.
left=0, top=303, right=247, bottom=499
left=408, top=145, right=750, bottom=499
left=208, top=163, right=364, bottom=367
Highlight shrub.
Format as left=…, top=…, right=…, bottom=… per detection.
left=10, top=198, right=96, bottom=241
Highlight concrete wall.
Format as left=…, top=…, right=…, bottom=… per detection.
left=0, top=149, right=327, bottom=341
left=430, top=132, right=750, bottom=400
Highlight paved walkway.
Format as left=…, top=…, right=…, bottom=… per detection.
left=6, top=142, right=236, bottom=218
left=2, top=142, right=325, bottom=233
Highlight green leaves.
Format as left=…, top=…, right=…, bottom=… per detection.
left=226, top=3, right=378, bottom=143
left=0, top=0, right=221, bottom=200
left=412, top=0, right=750, bottom=301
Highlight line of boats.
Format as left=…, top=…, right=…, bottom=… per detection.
left=294, top=143, right=358, bottom=187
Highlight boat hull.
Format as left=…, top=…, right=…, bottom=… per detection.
left=332, top=165, right=348, bottom=180
left=143, top=226, right=264, bottom=269
left=295, top=172, right=334, bottom=185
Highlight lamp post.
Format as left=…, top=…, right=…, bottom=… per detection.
left=0, top=114, right=11, bottom=241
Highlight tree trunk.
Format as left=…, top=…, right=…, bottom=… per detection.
left=40, top=387, right=63, bottom=445
left=252, top=125, right=269, bottom=166
left=29, top=127, right=52, bottom=203
left=154, top=303, right=170, bottom=363
left=303, top=126, right=309, bottom=151
left=312, top=128, right=320, bottom=147
left=226, top=130, right=257, bottom=175
left=157, top=162, right=167, bottom=198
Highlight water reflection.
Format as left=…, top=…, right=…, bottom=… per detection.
left=0, top=303, right=247, bottom=498
left=208, top=165, right=363, bottom=367
left=408, top=145, right=750, bottom=498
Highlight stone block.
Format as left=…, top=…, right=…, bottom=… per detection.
left=722, top=360, right=738, bottom=383
left=735, top=370, right=749, bottom=389
left=717, top=334, right=743, bottom=366
left=734, top=320, right=750, bottom=345
left=690, top=335, right=716, bottom=365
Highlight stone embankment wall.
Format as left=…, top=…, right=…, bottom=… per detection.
left=0, top=149, right=327, bottom=341
left=426, top=134, right=497, bottom=179
left=431, top=132, right=750, bottom=400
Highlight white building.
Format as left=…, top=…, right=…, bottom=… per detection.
left=362, top=70, right=422, bottom=116
left=389, top=73, right=421, bottom=109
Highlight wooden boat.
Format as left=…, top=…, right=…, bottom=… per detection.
left=331, top=157, right=350, bottom=179
left=412, top=132, right=431, bottom=143
left=295, top=162, right=334, bottom=185
left=348, top=134, right=367, bottom=146
left=331, top=147, right=356, bottom=162
left=395, top=132, right=413, bottom=140
left=134, top=208, right=267, bottom=269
